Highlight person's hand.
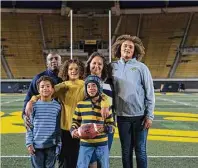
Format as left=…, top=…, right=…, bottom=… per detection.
left=27, top=145, right=35, bottom=155
left=25, top=101, right=33, bottom=118
left=71, top=129, right=80, bottom=139
left=144, top=117, right=152, bottom=129
left=24, top=115, right=32, bottom=130
left=95, top=124, right=104, bottom=133
left=101, top=107, right=109, bottom=119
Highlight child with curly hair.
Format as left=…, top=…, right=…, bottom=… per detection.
left=110, top=35, right=155, bottom=168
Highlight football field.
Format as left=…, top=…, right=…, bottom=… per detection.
left=1, top=93, right=198, bottom=168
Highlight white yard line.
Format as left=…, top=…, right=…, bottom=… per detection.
left=110, top=156, right=198, bottom=158
left=1, top=155, right=198, bottom=158
left=0, top=99, right=23, bottom=105
left=153, top=119, right=180, bottom=122
left=152, top=119, right=193, bottom=122
left=156, top=97, right=198, bottom=108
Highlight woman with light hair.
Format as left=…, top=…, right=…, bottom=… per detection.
left=110, top=35, right=155, bottom=168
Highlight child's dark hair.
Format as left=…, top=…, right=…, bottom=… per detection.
left=58, top=59, right=85, bottom=81
left=36, top=76, right=55, bottom=90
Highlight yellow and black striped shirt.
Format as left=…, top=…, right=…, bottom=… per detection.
left=71, top=99, right=115, bottom=147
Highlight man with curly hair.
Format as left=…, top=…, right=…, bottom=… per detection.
left=110, top=35, right=155, bottom=168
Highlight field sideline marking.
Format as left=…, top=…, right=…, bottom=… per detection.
left=156, top=97, right=198, bottom=108
left=152, top=119, right=198, bottom=122
left=1, top=155, right=198, bottom=158
left=153, top=119, right=190, bottom=122
left=0, top=99, right=23, bottom=105
left=110, top=156, right=198, bottom=158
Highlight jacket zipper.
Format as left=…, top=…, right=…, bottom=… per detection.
left=120, top=62, right=126, bottom=111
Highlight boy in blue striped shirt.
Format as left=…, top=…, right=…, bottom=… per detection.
left=70, top=75, right=115, bottom=168
left=26, top=76, right=61, bottom=168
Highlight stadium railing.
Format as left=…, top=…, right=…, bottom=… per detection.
left=1, top=78, right=198, bottom=93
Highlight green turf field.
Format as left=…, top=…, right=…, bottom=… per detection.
left=1, top=93, right=198, bottom=168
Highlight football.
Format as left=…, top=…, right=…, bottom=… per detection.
left=78, top=123, right=100, bottom=139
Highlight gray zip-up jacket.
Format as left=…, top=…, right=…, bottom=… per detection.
left=111, top=58, right=155, bottom=120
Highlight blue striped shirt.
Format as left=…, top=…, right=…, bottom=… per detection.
left=26, top=99, right=61, bottom=149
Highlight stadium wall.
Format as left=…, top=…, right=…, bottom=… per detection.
left=1, top=79, right=198, bottom=93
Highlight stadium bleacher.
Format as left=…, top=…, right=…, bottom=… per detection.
left=141, top=13, right=189, bottom=78
left=0, top=61, right=7, bottom=78
left=43, top=14, right=70, bottom=49
left=175, top=13, right=198, bottom=78
left=1, top=2, right=198, bottom=168
left=1, top=2, right=198, bottom=80
left=1, top=13, right=45, bottom=78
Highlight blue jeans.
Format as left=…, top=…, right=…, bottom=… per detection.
left=77, top=145, right=109, bottom=168
left=117, top=116, right=148, bottom=168
left=90, top=133, right=114, bottom=164
left=31, top=146, right=56, bottom=168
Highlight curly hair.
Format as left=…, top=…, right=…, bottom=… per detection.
left=85, top=52, right=108, bottom=81
left=111, top=35, right=145, bottom=61
left=58, top=59, right=85, bottom=81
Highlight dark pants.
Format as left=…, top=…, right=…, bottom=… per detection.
left=117, top=116, right=148, bottom=168
left=58, top=130, right=80, bottom=168
left=31, top=146, right=56, bottom=168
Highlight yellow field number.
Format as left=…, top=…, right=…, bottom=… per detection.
left=1, top=111, right=198, bottom=143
